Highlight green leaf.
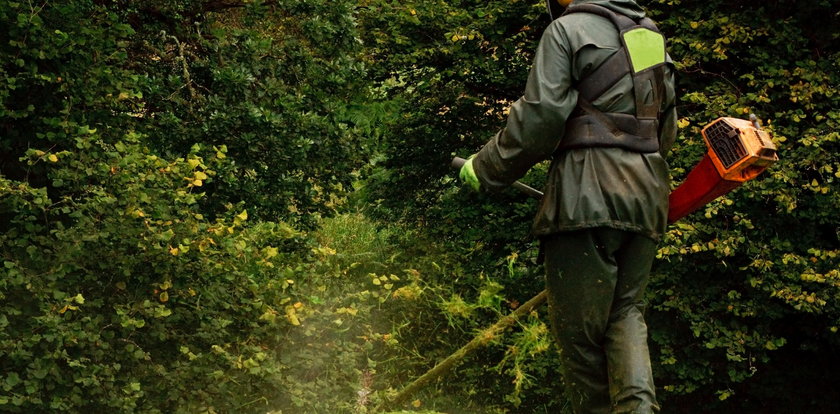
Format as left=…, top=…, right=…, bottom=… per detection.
left=5, top=373, right=21, bottom=388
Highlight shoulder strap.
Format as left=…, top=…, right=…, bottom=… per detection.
left=557, top=4, right=668, bottom=154
left=563, top=4, right=665, bottom=102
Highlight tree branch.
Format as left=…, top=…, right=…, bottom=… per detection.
left=374, top=289, right=548, bottom=412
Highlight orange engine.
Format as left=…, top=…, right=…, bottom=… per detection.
left=702, top=117, right=778, bottom=182
left=668, top=117, right=779, bottom=223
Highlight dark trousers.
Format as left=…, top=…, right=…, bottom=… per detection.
left=543, top=228, right=660, bottom=414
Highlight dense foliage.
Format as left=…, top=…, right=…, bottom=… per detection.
left=0, top=0, right=370, bottom=412
left=357, top=0, right=839, bottom=412
left=1, top=0, right=838, bottom=412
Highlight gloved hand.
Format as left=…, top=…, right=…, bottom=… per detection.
left=459, top=155, right=481, bottom=191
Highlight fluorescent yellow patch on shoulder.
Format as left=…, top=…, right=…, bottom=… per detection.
left=623, top=28, right=665, bottom=72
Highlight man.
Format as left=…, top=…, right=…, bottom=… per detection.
left=459, top=0, right=678, bottom=412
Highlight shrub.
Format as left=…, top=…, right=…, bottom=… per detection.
left=0, top=0, right=370, bottom=411
left=0, top=135, right=302, bottom=412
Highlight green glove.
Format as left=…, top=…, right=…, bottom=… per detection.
left=459, top=156, right=480, bottom=191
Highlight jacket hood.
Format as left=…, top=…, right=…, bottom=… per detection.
left=569, top=0, right=646, bottom=20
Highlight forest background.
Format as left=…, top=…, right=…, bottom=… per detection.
left=0, top=0, right=837, bottom=412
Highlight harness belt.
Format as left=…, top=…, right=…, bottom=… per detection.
left=557, top=4, right=668, bottom=153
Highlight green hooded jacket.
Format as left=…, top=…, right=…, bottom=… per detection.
left=472, top=0, right=678, bottom=242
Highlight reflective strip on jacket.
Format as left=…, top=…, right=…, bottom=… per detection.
left=472, top=0, right=678, bottom=242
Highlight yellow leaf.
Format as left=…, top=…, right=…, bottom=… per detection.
left=169, top=247, right=180, bottom=256
left=188, top=159, right=200, bottom=169
left=337, top=307, right=358, bottom=316
left=48, top=154, right=58, bottom=162
left=285, top=306, right=301, bottom=326
left=192, top=179, right=203, bottom=187
left=159, top=291, right=169, bottom=302
left=59, top=304, right=78, bottom=314
left=313, top=246, right=336, bottom=256
left=195, top=171, right=208, bottom=180
left=236, top=210, right=248, bottom=221
left=161, top=280, right=172, bottom=290
left=259, top=310, right=277, bottom=322
left=412, top=399, right=422, bottom=408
